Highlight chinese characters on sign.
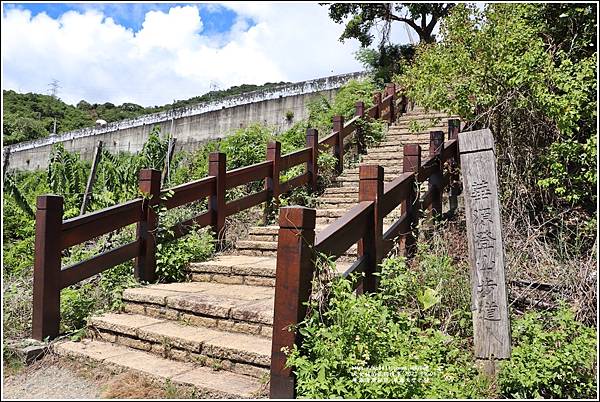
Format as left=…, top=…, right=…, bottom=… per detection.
left=471, top=179, right=500, bottom=321
left=459, top=128, right=511, bottom=361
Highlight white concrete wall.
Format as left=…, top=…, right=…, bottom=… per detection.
left=4, top=72, right=367, bottom=172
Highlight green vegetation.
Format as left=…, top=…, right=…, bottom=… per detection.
left=499, top=307, right=597, bottom=399
left=287, top=243, right=597, bottom=398
left=285, top=5, right=598, bottom=397
left=400, top=3, right=597, bottom=244
left=287, top=252, right=489, bottom=399
left=2, top=78, right=383, bottom=342
left=3, top=81, right=289, bottom=146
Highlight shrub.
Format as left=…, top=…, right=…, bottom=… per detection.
left=156, top=228, right=215, bottom=282
left=399, top=3, right=597, bottom=241
left=499, top=306, right=597, bottom=399
left=307, top=78, right=378, bottom=134
left=287, top=270, right=491, bottom=399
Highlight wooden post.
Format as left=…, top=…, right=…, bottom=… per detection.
left=209, top=152, right=226, bottom=247
left=372, top=92, right=382, bottom=119
left=448, top=119, right=462, bottom=214
left=80, top=140, right=103, bottom=216
left=306, top=128, right=319, bottom=191
left=402, top=144, right=421, bottom=258
left=355, top=101, right=366, bottom=155
left=386, top=83, right=396, bottom=122
left=448, top=118, right=461, bottom=140
left=135, top=169, right=161, bottom=282
left=400, top=94, right=408, bottom=115
left=32, top=195, right=63, bottom=340
left=429, top=131, right=445, bottom=219
left=459, top=129, right=511, bottom=377
left=270, top=207, right=316, bottom=399
left=333, top=115, right=344, bottom=173
left=264, top=141, right=281, bottom=224
left=2, top=146, right=10, bottom=180
left=358, top=165, right=383, bottom=293
left=161, top=137, right=177, bottom=186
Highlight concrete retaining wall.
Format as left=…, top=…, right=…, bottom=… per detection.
left=4, top=71, right=367, bottom=172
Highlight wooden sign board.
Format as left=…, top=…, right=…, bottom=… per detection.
left=459, top=129, right=511, bottom=362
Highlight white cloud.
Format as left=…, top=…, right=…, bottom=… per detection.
left=2, top=4, right=370, bottom=107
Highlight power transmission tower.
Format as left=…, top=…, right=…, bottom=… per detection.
left=48, top=79, right=61, bottom=99
left=47, top=79, right=61, bottom=135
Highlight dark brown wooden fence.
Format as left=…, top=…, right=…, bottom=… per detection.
left=269, top=119, right=463, bottom=398
left=32, top=83, right=407, bottom=341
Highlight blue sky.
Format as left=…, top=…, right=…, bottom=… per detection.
left=3, top=2, right=246, bottom=35
left=2, top=2, right=408, bottom=106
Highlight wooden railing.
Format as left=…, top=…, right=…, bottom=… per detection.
left=269, top=118, right=463, bottom=398
left=31, top=83, right=407, bottom=341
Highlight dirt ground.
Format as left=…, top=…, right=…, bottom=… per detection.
left=2, top=353, right=197, bottom=400
left=3, top=355, right=101, bottom=399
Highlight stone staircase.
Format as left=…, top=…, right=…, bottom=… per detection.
left=54, top=106, right=455, bottom=398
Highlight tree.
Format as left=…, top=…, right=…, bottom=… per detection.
left=325, top=3, right=455, bottom=45
left=400, top=3, right=597, bottom=242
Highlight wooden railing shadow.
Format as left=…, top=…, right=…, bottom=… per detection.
left=32, top=83, right=408, bottom=340
left=269, top=120, right=462, bottom=398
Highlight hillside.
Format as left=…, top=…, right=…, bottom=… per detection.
left=2, top=81, right=289, bottom=146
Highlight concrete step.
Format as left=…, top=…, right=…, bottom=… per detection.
left=386, top=125, right=449, bottom=135
left=334, top=179, right=361, bottom=187
left=318, top=201, right=358, bottom=209
left=122, top=282, right=274, bottom=339
left=396, top=116, right=451, bottom=125
left=237, top=238, right=359, bottom=258
left=89, top=312, right=270, bottom=379
left=322, top=186, right=359, bottom=195
left=316, top=208, right=347, bottom=218
left=236, top=240, right=280, bottom=256
left=188, top=254, right=351, bottom=286
left=377, top=138, right=431, bottom=147
left=188, top=255, right=278, bottom=287
left=54, top=339, right=264, bottom=398
left=398, top=113, right=450, bottom=119
left=343, top=166, right=404, bottom=175
left=336, top=173, right=401, bottom=183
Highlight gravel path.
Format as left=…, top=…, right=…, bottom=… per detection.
left=3, top=364, right=101, bottom=399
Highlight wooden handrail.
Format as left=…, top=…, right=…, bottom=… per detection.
left=61, top=198, right=144, bottom=249
left=162, top=176, right=216, bottom=209
left=32, top=82, right=407, bottom=341
left=314, top=201, right=374, bottom=259
left=270, top=118, right=464, bottom=398
left=280, top=147, right=311, bottom=171
left=226, top=160, right=273, bottom=190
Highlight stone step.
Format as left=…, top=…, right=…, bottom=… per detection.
left=335, top=174, right=400, bottom=183
left=237, top=239, right=359, bottom=258
left=398, top=112, right=450, bottom=119
left=188, top=254, right=352, bottom=286
left=316, top=208, right=347, bottom=218
left=122, top=282, right=274, bottom=339
left=362, top=152, right=405, bottom=160
left=386, top=125, right=449, bottom=134
left=234, top=241, right=281, bottom=257
left=377, top=138, right=431, bottom=147
left=322, top=186, right=359, bottom=195
left=188, top=255, right=278, bottom=287
left=396, top=116, right=451, bottom=124
left=89, top=312, right=270, bottom=378
left=54, top=339, right=264, bottom=398
left=316, top=215, right=403, bottom=227
left=318, top=196, right=358, bottom=203
left=318, top=202, right=358, bottom=210
left=357, top=163, right=409, bottom=171
left=343, top=166, right=404, bottom=175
